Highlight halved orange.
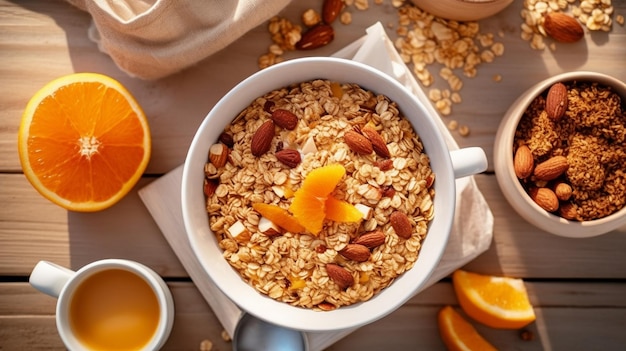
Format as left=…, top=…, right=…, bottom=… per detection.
left=18, top=73, right=151, bottom=212
left=438, top=305, right=497, bottom=351
left=452, top=270, right=536, bottom=329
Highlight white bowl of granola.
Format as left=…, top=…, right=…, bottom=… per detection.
left=494, top=71, right=626, bottom=238
left=182, top=57, right=487, bottom=332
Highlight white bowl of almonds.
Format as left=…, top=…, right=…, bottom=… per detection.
left=182, top=57, right=487, bottom=332
left=494, top=71, right=626, bottom=238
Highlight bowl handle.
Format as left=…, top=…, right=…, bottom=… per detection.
left=449, top=147, right=488, bottom=179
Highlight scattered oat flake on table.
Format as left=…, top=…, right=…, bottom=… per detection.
left=459, top=125, right=470, bottom=137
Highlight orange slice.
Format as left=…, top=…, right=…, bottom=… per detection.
left=452, top=270, right=536, bottom=329
left=252, top=203, right=305, bottom=233
left=324, top=196, right=362, bottom=223
left=438, top=305, right=497, bottom=351
left=18, top=73, right=151, bottom=212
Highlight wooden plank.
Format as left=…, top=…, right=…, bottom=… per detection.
left=2, top=282, right=625, bottom=350
left=2, top=1, right=625, bottom=174
left=330, top=306, right=626, bottom=351
left=2, top=173, right=626, bottom=278
left=468, top=176, right=626, bottom=278
left=0, top=174, right=186, bottom=277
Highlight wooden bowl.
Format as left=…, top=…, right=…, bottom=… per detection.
left=410, top=0, right=513, bottom=21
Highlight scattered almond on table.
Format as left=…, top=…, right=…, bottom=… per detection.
left=520, top=0, right=619, bottom=50
left=258, top=0, right=506, bottom=131
left=259, top=0, right=621, bottom=140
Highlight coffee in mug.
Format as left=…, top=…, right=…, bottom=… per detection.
left=29, top=259, right=174, bottom=351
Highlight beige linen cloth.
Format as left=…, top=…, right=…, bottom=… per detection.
left=66, top=0, right=291, bottom=80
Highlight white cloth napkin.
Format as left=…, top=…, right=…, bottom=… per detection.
left=66, top=0, right=291, bottom=80
left=138, top=22, right=493, bottom=350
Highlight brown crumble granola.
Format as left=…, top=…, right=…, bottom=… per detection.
left=204, top=80, right=435, bottom=310
left=514, top=81, right=626, bottom=221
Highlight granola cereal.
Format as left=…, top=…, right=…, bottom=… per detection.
left=203, top=80, right=435, bottom=310
left=514, top=81, right=626, bottom=221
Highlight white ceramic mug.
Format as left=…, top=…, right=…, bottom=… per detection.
left=29, top=259, right=175, bottom=351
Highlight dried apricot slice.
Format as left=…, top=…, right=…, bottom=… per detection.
left=289, top=189, right=326, bottom=235
left=300, top=163, right=345, bottom=198
left=289, top=164, right=362, bottom=235
left=324, top=196, right=362, bottom=223
left=252, top=203, right=305, bottom=234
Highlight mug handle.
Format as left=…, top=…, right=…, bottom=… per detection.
left=29, top=261, right=75, bottom=298
left=449, top=147, right=488, bottom=179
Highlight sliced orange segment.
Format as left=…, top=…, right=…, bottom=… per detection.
left=289, top=189, right=326, bottom=235
left=438, top=305, right=497, bottom=351
left=252, top=203, right=305, bottom=234
left=452, top=270, right=536, bottom=329
left=324, top=196, right=362, bottom=223
left=300, top=163, right=345, bottom=198
left=18, top=73, right=151, bottom=212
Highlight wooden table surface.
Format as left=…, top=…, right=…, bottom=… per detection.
left=1, top=0, right=625, bottom=350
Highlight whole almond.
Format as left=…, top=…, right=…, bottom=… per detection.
left=425, top=174, right=435, bottom=188
left=251, top=120, right=275, bottom=157
left=353, top=230, right=386, bottom=249
left=317, top=302, right=337, bottom=311
left=203, top=179, right=218, bottom=197
left=534, top=156, right=568, bottom=181
left=361, top=125, right=390, bottom=158
left=559, top=202, right=578, bottom=220
left=374, top=159, right=393, bottom=171
left=529, top=187, right=559, bottom=212
left=326, top=263, right=353, bottom=290
left=271, top=109, right=298, bottom=130
left=545, top=82, right=568, bottom=120
left=218, top=132, right=234, bottom=148
left=514, top=145, right=534, bottom=179
left=554, top=182, right=573, bottom=201
left=380, top=185, right=396, bottom=198
left=263, top=100, right=275, bottom=113
left=296, top=24, right=335, bottom=50
left=339, top=244, right=371, bottom=262
left=275, top=149, right=301, bottom=168
left=390, top=211, right=413, bottom=239
left=543, top=13, right=584, bottom=43
left=344, top=130, right=373, bottom=155
left=209, top=143, right=229, bottom=168
left=322, top=0, right=344, bottom=24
